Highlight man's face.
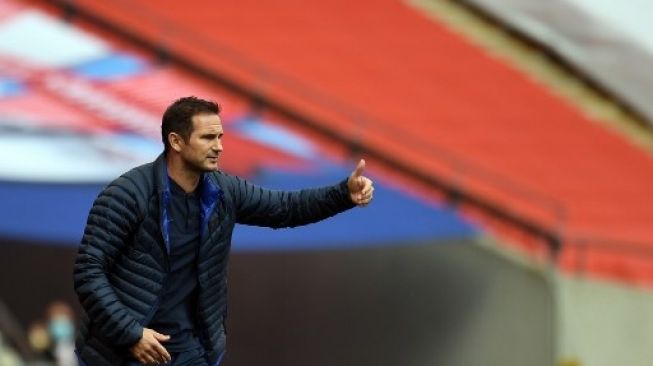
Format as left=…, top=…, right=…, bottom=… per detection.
left=178, top=113, right=224, bottom=172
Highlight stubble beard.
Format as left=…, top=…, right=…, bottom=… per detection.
left=181, top=155, right=217, bottom=174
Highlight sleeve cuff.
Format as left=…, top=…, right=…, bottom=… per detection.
left=338, top=178, right=357, bottom=209
left=122, top=323, right=144, bottom=348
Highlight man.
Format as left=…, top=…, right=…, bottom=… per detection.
left=73, top=96, right=374, bottom=366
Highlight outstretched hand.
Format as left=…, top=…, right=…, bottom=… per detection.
left=347, top=159, right=374, bottom=206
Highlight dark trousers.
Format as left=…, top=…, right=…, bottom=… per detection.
left=168, top=346, right=208, bottom=366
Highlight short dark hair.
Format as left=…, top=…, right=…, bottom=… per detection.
left=161, top=96, right=221, bottom=153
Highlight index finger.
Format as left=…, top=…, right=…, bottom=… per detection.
left=152, top=340, right=171, bottom=363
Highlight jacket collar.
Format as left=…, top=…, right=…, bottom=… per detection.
left=154, top=153, right=223, bottom=200
left=154, top=153, right=170, bottom=194
left=154, top=153, right=224, bottom=250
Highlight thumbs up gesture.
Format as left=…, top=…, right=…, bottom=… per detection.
left=347, top=159, right=374, bottom=206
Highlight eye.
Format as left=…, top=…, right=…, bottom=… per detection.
left=200, top=132, right=223, bottom=141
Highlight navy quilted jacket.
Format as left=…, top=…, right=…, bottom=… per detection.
left=73, top=154, right=355, bottom=366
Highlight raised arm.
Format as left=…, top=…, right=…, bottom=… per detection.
left=232, top=159, right=374, bottom=228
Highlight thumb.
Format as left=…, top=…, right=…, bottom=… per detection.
left=153, top=332, right=170, bottom=342
left=352, top=159, right=366, bottom=178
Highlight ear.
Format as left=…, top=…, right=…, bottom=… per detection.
left=168, top=132, right=185, bottom=153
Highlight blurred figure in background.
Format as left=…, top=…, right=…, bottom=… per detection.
left=25, top=301, right=77, bottom=366
left=73, top=96, right=374, bottom=366
left=27, top=321, right=52, bottom=363
left=45, top=302, right=76, bottom=366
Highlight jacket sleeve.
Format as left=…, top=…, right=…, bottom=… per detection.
left=231, top=176, right=357, bottom=228
left=73, top=178, right=144, bottom=347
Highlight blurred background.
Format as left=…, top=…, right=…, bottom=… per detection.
left=1, top=0, right=653, bottom=365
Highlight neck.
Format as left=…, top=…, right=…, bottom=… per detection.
left=166, top=153, right=201, bottom=193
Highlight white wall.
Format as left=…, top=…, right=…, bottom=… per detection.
left=557, top=274, right=653, bottom=366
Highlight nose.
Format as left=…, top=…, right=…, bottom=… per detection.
left=214, top=138, right=223, bottom=152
